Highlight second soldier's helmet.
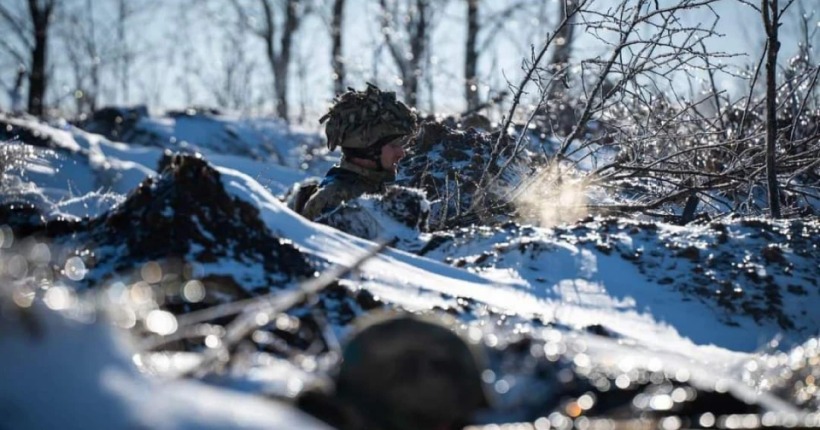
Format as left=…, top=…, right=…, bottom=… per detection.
left=320, top=83, right=418, bottom=152
left=334, top=313, right=490, bottom=430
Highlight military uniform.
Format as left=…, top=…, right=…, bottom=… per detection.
left=297, top=83, right=418, bottom=222
left=300, top=160, right=394, bottom=221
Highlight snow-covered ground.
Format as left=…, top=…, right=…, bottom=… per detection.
left=1, top=113, right=317, bottom=217
left=0, top=300, right=332, bottom=430
left=2, top=112, right=819, bottom=427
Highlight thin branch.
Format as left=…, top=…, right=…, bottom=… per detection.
left=170, top=239, right=393, bottom=375
left=0, top=3, right=33, bottom=49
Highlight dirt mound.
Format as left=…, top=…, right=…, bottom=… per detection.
left=79, top=105, right=151, bottom=141
left=421, top=216, right=820, bottom=334
left=1, top=153, right=314, bottom=298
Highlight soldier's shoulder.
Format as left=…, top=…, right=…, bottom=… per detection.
left=301, top=181, right=356, bottom=221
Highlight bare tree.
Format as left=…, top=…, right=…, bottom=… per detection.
left=544, top=0, right=576, bottom=102
left=378, top=0, right=431, bottom=107
left=294, top=28, right=318, bottom=123
left=0, top=0, right=58, bottom=116
left=227, top=0, right=308, bottom=121
left=26, top=0, right=56, bottom=116
left=116, top=0, right=132, bottom=105
left=464, top=0, right=479, bottom=111
left=458, top=0, right=805, bottom=226
left=54, top=0, right=155, bottom=115
left=330, top=0, right=346, bottom=96
left=472, top=0, right=588, bottom=209
left=462, top=0, right=536, bottom=115
left=173, top=2, right=199, bottom=107
left=761, top=0, right=786, bottom=217
left=204, top=30, right=259, bottom=113
left=269, top=0, right=301, bottom=121
left=60, top=0, right=103, bottom=114
left=564, top=0, right=820, bottom=221
left=791, top=0, right=818, bottom=67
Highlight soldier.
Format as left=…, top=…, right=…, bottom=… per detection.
left=297, top=84, right=418, bottom=221
left=297, top=313, right=491, bottom=430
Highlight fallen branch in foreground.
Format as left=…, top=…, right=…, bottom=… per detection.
left=141, top=239, right=395, bottom=375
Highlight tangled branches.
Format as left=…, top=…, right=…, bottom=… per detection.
left=464, top=0, right=819, bottom=226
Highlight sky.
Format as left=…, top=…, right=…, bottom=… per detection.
left=0, top=0, right=817, bottom=126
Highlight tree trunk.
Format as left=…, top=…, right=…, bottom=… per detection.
left=405, top=0, right=427, bottom=107
left=331, top=0, right=346, bottom=96
left=86, top=0, right=99, bottom=112
left=118, top=0, right=129, bottom=104
left=424, top=31, right=434, bottom=113
left=260, top=0, right=277, bottom=110
left=274, top=0, right=300, bottom=120
left=27, top=0, right=53, bottom=117
left=763, top=0, right=781, bottom=218
left=546, top=1, right=574, bottom=101
left=259, top=0, right=302, bottom=121
left=464, top=0, right=480, bottom=111
left=259, top=0, right=285, bottom=120
left=378, top=0, right=428, bottom=108
left=464, top=0, right=479, bottom=112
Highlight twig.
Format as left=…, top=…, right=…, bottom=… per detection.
left=169, top=239, right=394, bottom=378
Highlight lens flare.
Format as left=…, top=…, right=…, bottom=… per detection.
left=182, top=280, right=206, bottom=303
left=145, top=310, right=178, bottom=335
left=64, top=256, right=87, bottom=281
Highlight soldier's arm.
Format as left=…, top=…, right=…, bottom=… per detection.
left=301, top=184, right=350, bottom=221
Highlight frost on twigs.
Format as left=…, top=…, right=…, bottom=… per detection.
left=0, top=142, right=54, bottom=206
left=0, top=142, right=37, bottom=179
left=397, top=121, right=536, bottom=229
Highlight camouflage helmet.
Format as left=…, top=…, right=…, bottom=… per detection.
left=334, top=312, right=490, bottom=430
left=320, top=83, right=418, bottom=151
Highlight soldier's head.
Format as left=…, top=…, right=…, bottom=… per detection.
left=320, top=83, right=418, bottom=174
left=333, top=312, right=490, bottom=430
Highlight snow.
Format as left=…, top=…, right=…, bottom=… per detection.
left=207, top=152, right=310, bottom=197
left=215, top=165, right=774, bottom=360
left=576, top=334, right=801, bottom=415
left=4, top=112, right=820, bottom=426
left=2, top=114, right=312, bottom=218
left=0, top=302, right=331, bottom=430
left=114, top=110, right=335, bottom=175
left=8, top=114, right=815, bottom=357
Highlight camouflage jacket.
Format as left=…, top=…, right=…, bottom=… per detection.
left=300, top=159, right=394, bottom=221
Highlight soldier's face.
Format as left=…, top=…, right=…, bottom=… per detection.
left=380, top=138, right=406, bottom=174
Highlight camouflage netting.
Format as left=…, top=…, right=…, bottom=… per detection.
left=320, top=83, right=418, bottom=151
left=396, top=121, right=538, bottom=229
